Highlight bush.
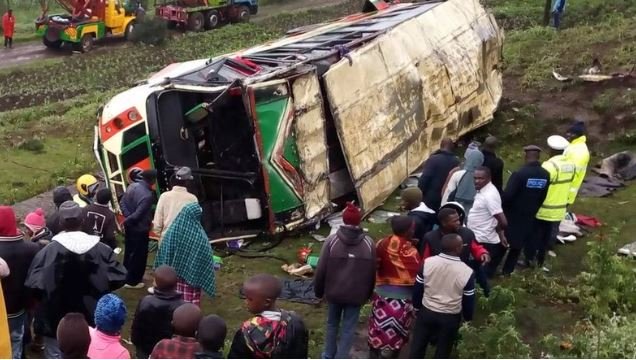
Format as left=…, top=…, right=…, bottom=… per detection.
left=562, top=316, right=636, bottom=358
left=18, top=138, right=45, bottom=153
left=130, top=17, right=168, bottom=46
left=458, top=286, right=531, bottom=358
left=577, top=237, right=636, bottom=319
left=458, top=310, right=531, bottom=358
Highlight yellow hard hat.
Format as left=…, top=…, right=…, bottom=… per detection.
left=76, top=174, right=98, bottom=197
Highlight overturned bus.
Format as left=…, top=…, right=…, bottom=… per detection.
left=95, top=0, right=504, bottom=241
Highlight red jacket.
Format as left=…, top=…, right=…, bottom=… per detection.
left=421, top=227, right=488, bottom=264
left=2, top=13, right=14, bottom=37
left=421, top=240, right=488, bottom=262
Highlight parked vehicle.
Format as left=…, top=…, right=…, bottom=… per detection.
left=154, top=0, right=258, bottom=32
left=36, top=0, right=137, bottom=52
left=95, top=0, right=504, bottom=241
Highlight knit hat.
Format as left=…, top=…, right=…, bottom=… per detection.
left=53, top=186, right=73, bottom=208
left=57, top=313, right=91, bottom=359
left=0, top=206, right=18, bottom=237
left=95, top=188, right=112, bottom=205
left=176, top=166, right=194, bottom=180
left=24, top=208, right=46, bottom=233
left=342, top=202, right=362, bottom=226
left=567, top=120, right=586, bottom=137
left=94, top=293, right=127, bottom=334
left=59, top=200, right=83, bottom=221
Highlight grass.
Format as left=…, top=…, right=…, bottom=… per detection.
left=0, top=0, right=363, bottom=204
left=4, top=0, right=636, bottom=357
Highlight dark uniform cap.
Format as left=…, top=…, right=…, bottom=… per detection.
left=523, top=145, right=542, bottom=152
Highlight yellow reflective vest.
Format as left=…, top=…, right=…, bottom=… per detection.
left=536, top=155, right=575, bottom=222
left=0, top=283, right=10, bottom=359
left=563, top=135, right=590, bottom=205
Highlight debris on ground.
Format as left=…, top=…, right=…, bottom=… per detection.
left=618, top=242, right=636, bottom=257
left=552, top=62, right=634, bottom=83
left=367, top=210, right=401, bottom=224
left=400, top=172, right=421, bottom=188
left=596, top=151, right=636, bottom=180
left=324, top=211, right=344, bottom=236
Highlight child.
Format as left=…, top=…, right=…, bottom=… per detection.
left=88, top=294, right=130, bottom=359
left=24, top=208, right=52, bottom=247
left=228, top=274, right=308, bottom=359
left=150, top=303, right=203, bottom=359
left=57, top=313, right=91, bottom=359
left=195, top=315, right=227, bottom=359
left=132, top=265, right=186, bottom=359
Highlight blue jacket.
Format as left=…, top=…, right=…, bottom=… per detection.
left=552, top=0, right=566, bottom=13
left=120, top=181, right=155, bottom=233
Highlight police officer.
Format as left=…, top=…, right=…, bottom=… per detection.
left=564, top=120, right=590, bottom=207
left=531, top=136, right=576, bottom=272
left=500, top=145, right=550, bottom=275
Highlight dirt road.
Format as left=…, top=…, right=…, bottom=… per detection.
left=0, top=0, right=348, bottom=70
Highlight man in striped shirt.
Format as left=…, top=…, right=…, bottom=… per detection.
left=410, top=234, right=476, bottom=358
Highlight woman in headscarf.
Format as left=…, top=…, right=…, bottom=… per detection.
left=154, top=202, right=215, bottom=306
left=368, top=216, right=420, bottom=359
left=441, top=142, right=485, bottom=216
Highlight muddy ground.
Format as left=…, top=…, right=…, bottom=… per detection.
left=0, top=0, right=347, bottom=70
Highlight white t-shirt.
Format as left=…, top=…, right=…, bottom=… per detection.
left=467, top=182, right=503, bottom=244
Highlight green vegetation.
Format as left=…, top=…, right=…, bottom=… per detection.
left=3, top=0, right=636, bottom=357
left=0, top=0, right=362, bottom=203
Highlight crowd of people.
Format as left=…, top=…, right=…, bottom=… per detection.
left=0, top=118, right=589, bottom=358
left=313, top=120, right=590, bottom=358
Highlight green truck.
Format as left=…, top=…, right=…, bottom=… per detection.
left=36, top=0, right=137, bottom=52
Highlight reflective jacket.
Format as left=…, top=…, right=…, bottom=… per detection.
left=564, top=135, right=590, bottom=205
left=536, top=155, right=575, bottom=222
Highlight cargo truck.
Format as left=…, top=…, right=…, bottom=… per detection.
left=154, top=0, right=258, bottom=32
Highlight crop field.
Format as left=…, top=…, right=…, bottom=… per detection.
left=3, top=0, right=636, bottom=357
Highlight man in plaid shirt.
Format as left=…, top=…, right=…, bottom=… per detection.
left=150, top=303, right=203, bottom=359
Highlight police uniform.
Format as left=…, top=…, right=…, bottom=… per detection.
left=531, top=144, right=576, bottom=267
left=501, top=146, right=550, bottom=274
